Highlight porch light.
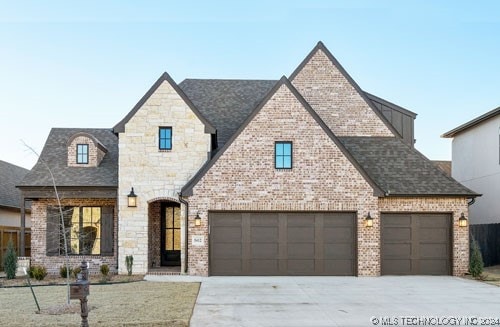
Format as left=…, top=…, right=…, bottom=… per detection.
left=127, top=187, right=137, bottom=207
left=459, top=213, right=468, bottom=227
left=194, top=213, right=202, bottom=227
left=365, top=212, right=373, bottom=228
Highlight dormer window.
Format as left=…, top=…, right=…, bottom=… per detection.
left=77, top=144, right=89, bottom=164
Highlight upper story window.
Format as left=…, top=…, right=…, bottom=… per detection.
left=275, top=141, right=292, bottom=169
left=77, top=144, right=89, bottom=164
left=159, top=127, right=172, bottom=150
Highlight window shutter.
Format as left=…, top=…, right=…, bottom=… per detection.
left=46, top=206, right=60, bottom=256
left=101, top=206, right=114, bottom=256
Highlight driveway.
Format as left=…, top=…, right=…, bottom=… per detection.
left=190, top=276, right=500, bottom=327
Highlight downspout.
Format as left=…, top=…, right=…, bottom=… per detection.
left=468, top=198, right=475, bottom=207
left=178, top=193, right=189, bottom=274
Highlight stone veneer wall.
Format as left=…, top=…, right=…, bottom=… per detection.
left=30, top=198, right=117, bottom=275
left=291, top=49, right=394, bottom=137
left=378, top=197, right=470, bottom=276
left=187, top=83, right=380, bottom=276
left=118, top=80, right=210, bottom=274
left=67, top=135, right=106, bottom=167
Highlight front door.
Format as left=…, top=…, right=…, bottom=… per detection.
left=161, top=203, right=181, bottom=266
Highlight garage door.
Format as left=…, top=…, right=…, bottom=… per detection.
left=210, top=212, right=356, bottom=276
left=381, top=213, right=451, bottom=275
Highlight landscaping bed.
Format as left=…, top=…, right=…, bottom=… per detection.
left=0, top=273, right=144, bottom=288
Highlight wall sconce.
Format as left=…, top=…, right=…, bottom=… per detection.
left=458, top=213, right=468, bottom=227
left=194, top=213, right=202, bottom=227
left=365, top=212, right=373, bottom=228
left=127, top=187, right=137, bottom=207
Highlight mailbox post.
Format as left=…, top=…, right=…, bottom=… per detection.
left=70, top=261, right=90, bottom=327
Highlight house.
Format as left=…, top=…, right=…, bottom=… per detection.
left=0, top=160, right=31, bottom=269
left=442, top=107, right=500, bottom=265
left=19, top=42, right=477, bottom=276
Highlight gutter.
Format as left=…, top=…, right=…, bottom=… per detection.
left=178, top=193, right=189, bottom=274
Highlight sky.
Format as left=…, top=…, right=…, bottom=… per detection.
left=1, top=0, right=499, bottom=169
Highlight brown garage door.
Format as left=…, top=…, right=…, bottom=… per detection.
left=381, top=213, right=451, bottom=275
left=209, top=212, right=356, bottom=276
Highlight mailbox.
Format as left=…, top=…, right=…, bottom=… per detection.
left=70, top=279, right=90, bottom=300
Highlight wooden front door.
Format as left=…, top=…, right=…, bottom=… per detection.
left=161, top=203, right=181, bottom=266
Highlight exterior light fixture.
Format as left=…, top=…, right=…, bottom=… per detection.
left=194, top=213, right=202, bottom=227
left=365, top=212, right=373, bottom=228
left=458, top=213, right=468, bottom=227
left=127, top=187, right=137, bottom=207
left=194, top=213, right=201, bottom=226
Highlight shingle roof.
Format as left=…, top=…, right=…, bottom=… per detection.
left=179, top=79, right=277, bottom=147
left=442, top=106, right=500, bottom=138
left=18, top=128, right=118, bottom=188
left=0, top=160, right=30, bottom=209
left=338, top=137, right=478, bottom=197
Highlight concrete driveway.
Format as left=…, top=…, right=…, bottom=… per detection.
left=190, top=276, right=500, bottom=327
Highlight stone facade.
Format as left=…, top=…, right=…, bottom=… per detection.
left=187, top=83, right=380, bottom=276
left=117, top=79, right=211, bottom=274
left=29, top=198, right=117, bottom=275
left=378, top=197, right=470, bottom=276
left=291, top=49, right=394, bottom=137
left=67, top=134, right=106, bottom=167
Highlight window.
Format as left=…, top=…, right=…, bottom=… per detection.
left=46, top=206, right=114, bottom=256
left=159, top=127, right=172, bottom=150
left=275, top=141, right=292, bottom=169
left=76, top=144, right=89, bottom=164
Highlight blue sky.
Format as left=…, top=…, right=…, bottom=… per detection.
left=1, top=1, right=499, bottom=169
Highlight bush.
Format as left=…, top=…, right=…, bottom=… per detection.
left=59, top=265, right=73, bottom=278
left=100, top=264, right=110, bottom=276
left=31, top=265, right=48, bottom=281
left=72, top=266, right=82, bottom=278
left=3, top=239, right=18, bottom=279
left=470, top=237, right=484, bottom=278
left=125, top=255, right=133, bottom=276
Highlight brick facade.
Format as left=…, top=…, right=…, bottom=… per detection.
left=291, top=49, right=394, bottom=137
left=187, top=83, right=380, bottom=276
left=67, top=135, right=106, bottom=167
left=30, top=198, right=117, bottom=275
left=117, top=79, right=210, bottom=274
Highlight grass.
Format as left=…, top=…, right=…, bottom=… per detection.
left=0, top=281, right=200, bottom=326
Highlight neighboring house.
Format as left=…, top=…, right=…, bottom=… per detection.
left=19, top=42, right=477, bottom=277
left=0, top=160, right=31, bottom=269
left=442, top=107, right=500, bottom=225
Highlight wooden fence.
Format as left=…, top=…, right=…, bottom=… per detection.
left=470, top=223, right=500, bottom=267
left=0, top=226, right=31, bottom=270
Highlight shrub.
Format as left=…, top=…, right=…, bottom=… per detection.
left=31, top=265, right=48, bottom=281
left=470, top=237, right=484, bottom=278
left=72, top=266, right=82, bottom=278
left=59, top=265, right=73, bottom=278
left=100, top=264, right=110, bottom=276
left=3, top=239, right=18, bottom=279
left=125, top=255, right=133, bottom=276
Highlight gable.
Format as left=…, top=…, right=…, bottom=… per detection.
left=290, top=43, right=396, bottom=138
left=184, top=78, right=382, bottom=199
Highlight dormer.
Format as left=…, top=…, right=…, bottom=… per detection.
left=67, top=132, right=108, bottom=167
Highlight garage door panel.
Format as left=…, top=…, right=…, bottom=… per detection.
left=323, top=227, right=353, bottom=242
left=324, top=243, right=353, bottom=259
left=288, top=260, right=315, bottom=274
left=288, top=226, right=314, bottom=242
left=324, top=260, right=355, bottom=275
left=251, top=227, right=278, bottom=242
left=210, top=212, right=356, bottom=276
left=213, top=243, right=242, bottom=259
left=288, top=243, right=314, bottom=258
left=212, top=227, right=242, bottom=243
left=250, top=260, right=279, bottom=274
left=382, top=213, right=451, bottom=275
left=251, top=243, right=278, bottom=259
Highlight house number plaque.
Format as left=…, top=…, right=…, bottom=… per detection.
left=192, top=235, right=204, bottom=246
